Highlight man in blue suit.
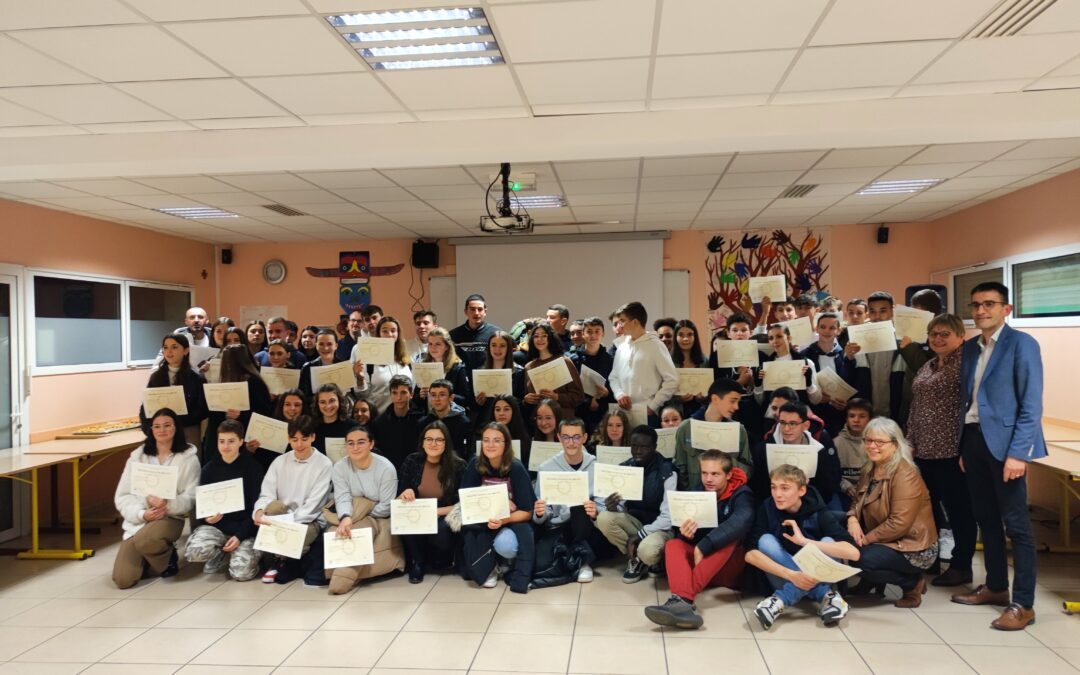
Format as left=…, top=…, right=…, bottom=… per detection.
left=950, top=281, right=1045, bottom=631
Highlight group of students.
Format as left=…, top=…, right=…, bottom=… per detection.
left=118, top=281, right=1044, bottom=633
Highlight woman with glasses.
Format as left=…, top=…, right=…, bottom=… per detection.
left=846, top=417, right=937, bottom=608
left=397, top=421, right=465, bottom=583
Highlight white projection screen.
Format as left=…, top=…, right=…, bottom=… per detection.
left=454, top=239, right=665, bottom=331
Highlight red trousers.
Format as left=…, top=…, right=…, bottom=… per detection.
left=665, top=537, right=745, bottom=602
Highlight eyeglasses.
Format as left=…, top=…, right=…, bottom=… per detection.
left=346, top=439, right=370, bottom=447
left=422, top=437, right=446, bottom=444
left=927, top=331, right=955, bottom=339
left=863, top=438, right=894, bottom=448
left=559, top=434, right=584, bottom=443
left=777, top=420, right=803, bottom=428
left=481, top=438, right=505, bottom=446
left=967, top=300, right=1006, bottom=311
left=151, top=424, right=175, bottom=431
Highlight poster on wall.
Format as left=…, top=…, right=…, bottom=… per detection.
left=704, top=228, right=831, bottom=334
left=305, top=251, right=405, bottom=315
left=240, top=305, right=288, bottom=326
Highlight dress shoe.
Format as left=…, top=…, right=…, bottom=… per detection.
left=932, top=567, right=973, bottom=587
left=991, top=603, right=1035, bottom=631
left=951, top=584, right=1009, bottom=606
left=408, top=561, right=424, bottom=584
left=895, top=576, right=927, bottom=608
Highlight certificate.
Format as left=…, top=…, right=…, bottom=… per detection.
left=260, top=367, right=301, bottom=396
left=203, top=382, right=250, bottom=412
left=816, top=368, right=857, bottom=403
left=593, top=463, right=643, bottom=501
left=892, top=305, right=934, bottom=343
left=143, top=386, right=187, bottom=417
left=324, top=528, right=374, bottom=569
left=527, top=358, right=573, bottom=392
left=766, top=443, right=819, bottom=478
left=778, top=316, right=814, bottom=348
left=324, top=437, right=347, bottom=463
left=476, top=439, right=520, bottom=456
left=609, top=403, right=648, bottom=428
left=310, top=360, right=357, bottom=392
left=763, top=360, right=807, bottom=391
left=676, top=368, right=713, bottom=397
left=748, top=274, right=787, bottom=303
left=195, top=478, right=245, bottom=519
left=244, top=413, right=289, bottom=454
left=714, top=340, right=759, bottom=369
left=529, top=441, right=564, bottom=471
left=667, top=490, right=718, bottom=528
left=205, top=358, right=221, bottom=384
left=793, top=543, right=860, bottom=583
left=390, top=498, right=438, bottom=535
left=538, top=471, right=590, bottom=506
left=354, top=337, right=395, bottom=365
left=690, top=419, right=742, bottom=451
left=130, top=463, right=178, bottom=499
left=189, top=345, right=219, bottom=367
left=254, top=518, right=306, bottom=559
left=595, top=445, right=632, bottom=465
left=458, top=484, right=511, bottom=525
left=579, top=364, right=606, bottom=399
left=656, top=427, right=677, bottom=459
left=412, top=362, right=444, bottom=390
left=846, top=322, right=896, bottom=354
left=473, top=369, right=512, bottom=397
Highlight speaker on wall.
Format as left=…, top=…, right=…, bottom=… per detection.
left=877, top=225, right=890, bottom=244
left=412, top=240, right=439, bottom=269
left=221, top=249, right=233, bottom=264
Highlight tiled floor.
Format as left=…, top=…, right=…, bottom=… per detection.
left=0, top=526, right=1077, bottom=674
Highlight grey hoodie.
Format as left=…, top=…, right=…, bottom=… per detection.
left=532, top=450, right=606, bottom=527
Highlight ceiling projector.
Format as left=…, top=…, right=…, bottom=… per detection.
left=479, top=214, right=533, bottom=233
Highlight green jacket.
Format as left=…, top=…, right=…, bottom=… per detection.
left=673, top=417, right=753, bottom=490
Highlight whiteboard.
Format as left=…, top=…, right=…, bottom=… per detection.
left=429, top=275, right=457, bottom=331
left=663, top=269, right=690, bottom=321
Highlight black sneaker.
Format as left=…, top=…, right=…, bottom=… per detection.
left=622, top=557, right=648, bottom=584
left=160, top=548, right=180, bottom=579
left=644, top=594, right=703, bottom=629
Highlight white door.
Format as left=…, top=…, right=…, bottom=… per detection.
left=0, top=265, right=28, bottom=541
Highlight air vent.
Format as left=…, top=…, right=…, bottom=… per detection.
left=779, top=184, right=818, bottom=198
left=964, top=0, right=1057, bottom=38
left=262, top=204, right=308, bottom=216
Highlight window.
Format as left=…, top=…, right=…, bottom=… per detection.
left=1013, top=252, right=1080, bottom=319
left=951, top=266, right=1004, bottom=321
left=129, top=285, right=192, bottom=362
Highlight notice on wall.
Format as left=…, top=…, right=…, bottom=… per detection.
left=240, top=305, right=289, bottom=327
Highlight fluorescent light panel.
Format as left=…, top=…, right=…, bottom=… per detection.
left=857, top=178, right=945, bottom=195
left=329, top=8, right=483, bottom=27
left=509, top=195, right=567, bottom=208
left=156, top=207, right=238, bottom=219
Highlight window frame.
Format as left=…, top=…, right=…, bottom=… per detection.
left=126, top=280, right=196, bottom=367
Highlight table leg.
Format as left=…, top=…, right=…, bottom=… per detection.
left=18, top=460, right=94, bottom=560
left=1044, top=473, right=1080, bottom=554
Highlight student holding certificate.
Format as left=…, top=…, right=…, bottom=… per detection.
left=671, top=319, right=707, bottom=417
left=209, top=317, right=234, bottom=349
left=673, top=379, right=754, bottom=490
left=201, top=345, right=273, bottom=464
left=800, top=312, right=852, bottom=437
left=246, top=389, right=307, bottom=471
left=417, top=379, right=473, bottom=461
left=350, top=395, right=374, bottom=426
left=112, top=408, right=201, bottom=589
left=185, top=420, right=266, bottom=581
left=707, top=313, right=765, bottom=440
left=473, top=331, right=525, bottom=410
left=754, top=324, right=822, bottom=409
left=588, top=408, right=630, bottom=453
left=245, top=320, right=268, bottom=358
left=841, top=291, right=909, bottom=425
left=531, top=399, right=561, bottom=445
left=522, top=322, right=584, bottom=420
left=574, top=317, right=615, bottom=435
left=459, top=422, right=536, bottom=593
left=751, top=402, right=842, bottom=509
left=660, top=405, right=683, bottom=428
left=371, top=376, right=425, bottom=470
left=140, top=334, right=208, bottom=447
left=475, top=395, right=532, bottom=474
left=414, top=327, right=472, bottom=410
left=608, top=302, right=679, bottom=426
left=326, top=424, right=404, bottom=594
left=352, top=316, right=414, bottom=414
left=299, top=329, right=349, bottom=399
left=312, top=384, right=353, bottom=455
left=397, top=421, right=466, bottom=583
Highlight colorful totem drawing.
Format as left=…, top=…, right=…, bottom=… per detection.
left=304, top=251, right=405, bottom=314
left=704, top=228, right=831, bottom=333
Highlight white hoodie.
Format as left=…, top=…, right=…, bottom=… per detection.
left=114, top=444, right=201, bottom=540
left=608, top=332, right=679, bottom=413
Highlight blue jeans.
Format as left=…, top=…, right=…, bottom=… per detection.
left=758, top=533, right=833, bottom=606
left=492, top=528, right=519, bottom=560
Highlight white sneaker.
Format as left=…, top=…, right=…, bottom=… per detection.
left=754, top=595, right=785, bottom=630
left=482, top=569, right=499, bottom=588
left=938, top=528, right=955, bottom=562
left=577, top=564, right=594, bottom=583
left=819, top=590, right=849, bottom=625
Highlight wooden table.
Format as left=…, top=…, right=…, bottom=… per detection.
left=1036, top=436, right=1080, bottom=553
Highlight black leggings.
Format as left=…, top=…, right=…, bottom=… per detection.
left=853, top=543, right=923, bottom=591
left=402, top=517, right=456, bottom=570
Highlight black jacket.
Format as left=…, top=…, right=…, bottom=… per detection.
left=372, top=405, right=425, bottom=470
left=459, top=457, right=535, bottom=593
left=140, top=366, right=208, bottom=433
left=675, top=476, right=755, bottom=557
left=397, top=451, right=464, bottom=508
left=198, top=452, right=265, bottom=541
left=748, top=486, right=852, bottom=556
left=202, top=377, right=273, bottom=464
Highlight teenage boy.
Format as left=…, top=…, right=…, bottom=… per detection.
left=409, top=310, right=437, bottom=363
left=751, top=402, right=841, bottom=509
left=450, top=293, right=502, bottom=368
left=843, top=291, right=909, bottom=424
left=607, top=311, right=626, bottom=357
left=674, top=378, right=754, bottom=489
left=372, top=375, right=425, bottom=469
left=844, top=298, right=868, bottom=326
left=576, top=316, right=615, bottom=434
left=361, top=305, right=383, bottom=337
left=775, top=297, right=798, bottom=322
left=608, top=301, right=678, bottom=425
left=644, top=450, right=754, bottom=630
left=746, top=465, right=858, bottom=629
left=186, top=420, right=266, bottom=580
left=418, top=379, right=472, bottom=460
left=801, top=312, right=849, bottom=436
left=568, top=320, right=585, bottom=353
left=653, top=317, right=677, bottom=352
left=546, top=304, right=574, bottom=353
left=595, top=426, right=676, bottom=583
left=834, top=399, right=873, bottom=507
left=533, top=418, right=609, bottom=582
left=709, top=313, right=764, bottom=439
left=794, top=293, right=820, bottom=326
left=253, top=415, right=333, bottom=585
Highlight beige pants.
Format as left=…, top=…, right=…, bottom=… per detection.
left=595, top=510, right=672, bottom=567
left=112, top=518, right=184, bottom=589
left=264, top=500, right=320, bottom=553
left=323, top=497, right=405, bottom=594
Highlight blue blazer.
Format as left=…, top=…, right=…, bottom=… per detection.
left=960, top=324, right=1047, bottom=462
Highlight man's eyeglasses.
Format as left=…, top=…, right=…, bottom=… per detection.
left=968, top=301, right=1006, bottom=311
left=559, top=434, right=584, bottom=443
left=777, top=420, right=803, bottom=428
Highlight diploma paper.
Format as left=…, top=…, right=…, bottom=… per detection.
left=390, top=498, right=438, bottom=535
left=529, top=441, right=564, bottom=471
left=677, top=368, right=713, bottom=397
left=205, top=358, right=221, bottom=384
left=473, top=369, right=513, bottom=397
left=254, top=519, right=307, bottom=559
left=778, top=316, right=815, bottom=348
left=793, top=543, right=860, bottom=583
left=527, top=358, right=573, bottom=392
left=667, top=490, right=718, bottom=528
left=538, top=471, right=590, bottom=506
left=892, top=305, right=934, bottom=343
left=609, top=403, right=648, bottom=428
left=714, top=340, right=760, bottom=369
left=412, top=362, right=444, bottom=390
left=244, top=413, right=289, bottom=454
left=766, top=443, right=819, bottom=478
left=656, top=427, right=677, bottom=459
left=593, top=463, right=644, bottom=500
left=816, top=368, right=857, bottom=403
left=189, top=345, right=219, bottom=367
left=763, top=360, right=807, bottom=391
left=846, top=322, right=897, bottom=354
left=324, top=438, right=347, bottom=464
left=130, top=463, right=179, bottom=499
left=324, top=528, right=374, bottom=568
left=690, top=419, right=742, bottom=451
left=195, top=478, right=245, bottom=519
left=310, top=360, right=357, bottom=392
left=748, top=275, right=788, bottom=303
left=353, top=337, right=396, bottom=366
left=459, top=484, right=511, bottom=525
left=203, top=382, right=250, bottom=412
left=579, top=365, right=606, bottom=399
left=143, top=386, right=188, bottom=417
left=476, top=439, right=521, bottom=456
left=260, top=367, right=301, bottom=396
left=595, top=445, right=632, bottom=465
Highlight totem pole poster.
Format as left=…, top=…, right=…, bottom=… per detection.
left=305, top=251, right=404, bottom=314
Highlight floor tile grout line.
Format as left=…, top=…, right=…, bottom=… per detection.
left=910, top=607, right=990, bottom=674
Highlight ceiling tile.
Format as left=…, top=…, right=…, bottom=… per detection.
left=815, top=146, right=924, bottom=168
left=516, top=59, right=649, bottom=106
left=296, top=171, right=395, bottom=189
left=190, top=116, right=302, bottom=130
left=253, top=189, right=346, bottom=204
left=51, top=178, right=165, bottom=196
left=642, top=155, right=732, bottom=176
left=492, top=0, right=655, bottom=63
left=1020, top=0, right=1080, bottom=34
left=709, top=186, right=786, bottom=200
left=555, top=160, right=640, bottom=181
left=929, top=176, right=1027, bottom=192
left=915, top=34, right=1080, bottom=83
left=364, top=201, right=440, bottom=215
left=562, top=178, right=640, bottom=194
left=115, top=195, right=211, bottom=209
left=413, top=106, right=529, bottom=121
left=300, top=112, right=414, bottom=125
left=379, top=66, right=521, bottom=110
left=131, top=176, right=241, bottom=193
left=771, top=87, right=896, bottom=105
left=639, top=176, right=718, bottom=191
left=0, top=85, right=172, bottom=124
left=728, top=151, right=825, bottom=173
left=658, top=0, right=829, bottom=54
left=875, top=162, right=980, bottom=180
left=0, top=182, right=88, bottom=198
left=297, top=203, right=372, bottom=216
left=334, top=187, right=415, bottom=202
left=636, top=189, right=711, bottom=204
left=652, top=51, right=796, bottom=98
left=125, top=0, right=308, bottom=21
left=40, top=196, right=146, bottom=210
left=81, top=121, right=195, bottom=134
left=410, top=186, right=483, bottom=200
left=811, top=0, right=999, bottom=45
left=0, top=0, right=144, bottom=29
left=0, top=124, right=84, bottom=137
left=782, top=41, right=949, bottom=91
left=246, top=73, right=403, bottom=115
left=906, top=141, right=1023, bottom=163
left=165, top=17, right=361, bottom=77
left=650, top=94, right=770, bottom=110
left=565, top=193, right=637, bottom=206
left=960, top=158, right=1068, bottom=177
left=0, top=98, right=62, bottom=126
left=0, top=36, right=96, bottom=87
left=717, top=171, right=804, bottom=188
left=214, top=173, right=314, bottom=191
left=181, top=192, right=270, bottom=207
left=379, top=167, right=476, bottom=187
left=801, top=166, right=889, bottom=184
left=800, top=182, right=866, bottom=197
left=896, top=79, right=1028, bottom=97
left=701, top=200, right=770, bottom=213
left=116, top=79, right=285, bottom=119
